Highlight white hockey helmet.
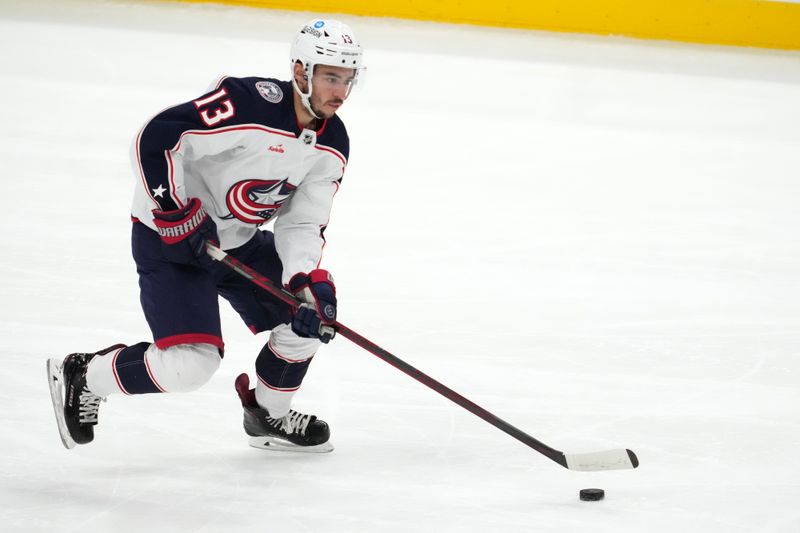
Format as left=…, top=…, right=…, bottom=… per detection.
left=290, top=19, right=364, bottom=118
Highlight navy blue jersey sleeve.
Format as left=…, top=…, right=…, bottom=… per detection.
left=134, top=77, right=265, bottom=211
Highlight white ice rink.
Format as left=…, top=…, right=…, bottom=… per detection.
left=1, top=0, right=800, bottom=531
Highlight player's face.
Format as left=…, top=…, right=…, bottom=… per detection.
left=309, top=65, right=356, bottom=118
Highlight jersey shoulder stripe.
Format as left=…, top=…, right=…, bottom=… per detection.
left=316, top=114, right=349, bottom=164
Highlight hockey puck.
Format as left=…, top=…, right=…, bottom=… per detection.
left=579, top=488, right=605, bottom=501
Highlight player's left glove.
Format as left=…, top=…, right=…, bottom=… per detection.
left=287, top=269, right=337, bottom=343
left=152, top=198, right=218, bottom=269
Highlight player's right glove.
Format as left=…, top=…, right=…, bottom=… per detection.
left=287, top=270, right=337, bottom=343
left=152, top=198, right=219, bottom=268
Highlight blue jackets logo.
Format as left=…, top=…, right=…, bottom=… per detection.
left=255, top=81, right=283, bottom=104
left=224, top=178, right=296, bottom=224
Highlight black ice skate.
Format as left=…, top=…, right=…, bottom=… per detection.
left=46, top=344, right=125, bottom=449
left=235, top=373, right=333, bottom=453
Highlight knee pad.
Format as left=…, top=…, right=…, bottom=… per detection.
left=268, top=323, right=320, bottom=362
left=145, top=343, right=221, bottom=392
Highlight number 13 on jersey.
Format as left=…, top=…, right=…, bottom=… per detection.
left=194, top=88, right=235, bottom=127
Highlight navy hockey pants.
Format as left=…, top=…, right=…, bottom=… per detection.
left=131, top=221, right=292, bottom=352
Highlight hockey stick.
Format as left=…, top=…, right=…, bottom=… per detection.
left=207, top=243, right=639, bottom=471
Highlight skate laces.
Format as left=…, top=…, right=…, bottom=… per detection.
left=78, top=387, right=103, bottom=424
left=268, top=410, right=312, bottom=436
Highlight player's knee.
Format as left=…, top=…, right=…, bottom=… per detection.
left=269, top=323, right=319, bottom=362
left=147, top=343, right=221, bottom=392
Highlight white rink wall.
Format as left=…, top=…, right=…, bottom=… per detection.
left=1, top=1, right=800, bottom=532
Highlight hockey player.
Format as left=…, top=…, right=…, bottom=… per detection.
left=46, top=19, right=364, bottom=453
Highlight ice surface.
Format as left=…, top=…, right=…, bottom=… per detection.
left=1, top=1, right=799, bottom=531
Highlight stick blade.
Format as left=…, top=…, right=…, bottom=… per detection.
left=564, top=448, right=639, bottom=471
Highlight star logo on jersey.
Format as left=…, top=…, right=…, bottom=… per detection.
left=223, top=178, right=297, bottom=224
left=152, top=184, right=166, bottom=198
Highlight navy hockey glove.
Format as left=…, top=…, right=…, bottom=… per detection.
left=152, top=198, right=219, bottom=268
left=287, top=270, right=337, bottom=343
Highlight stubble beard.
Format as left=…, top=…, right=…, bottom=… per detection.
left=311, top=97, right=344, bottom=119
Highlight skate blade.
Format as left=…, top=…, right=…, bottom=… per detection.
left=247, top=436, right=334, bottom=454
left=46, top=359, right=76, bottom=450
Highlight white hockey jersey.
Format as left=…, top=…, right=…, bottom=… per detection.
left=130, top=77, right=348, bottom=284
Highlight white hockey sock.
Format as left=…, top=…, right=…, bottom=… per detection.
left=85, top=345, right=127, bottom=397
left=255, top=380, right=295, bottom=419
left=144, top=343, right=220, bottom=393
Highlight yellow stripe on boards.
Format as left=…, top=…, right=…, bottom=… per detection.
left=172, top=0, right=800, bottom=50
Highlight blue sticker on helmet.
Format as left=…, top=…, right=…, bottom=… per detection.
left=314, top=21, right=325, bottom=28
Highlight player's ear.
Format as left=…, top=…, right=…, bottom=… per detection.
left=293, top=61, right=308, bottom=89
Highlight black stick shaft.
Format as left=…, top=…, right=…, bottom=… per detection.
left=211, top=246, right=569, bottom=468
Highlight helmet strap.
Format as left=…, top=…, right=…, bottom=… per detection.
left=292, top=63, right=323, bottom=120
